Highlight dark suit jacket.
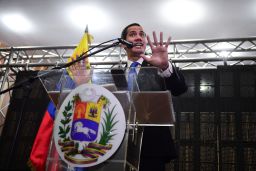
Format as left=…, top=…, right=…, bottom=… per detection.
left=135, top=61, right=187, bottom=161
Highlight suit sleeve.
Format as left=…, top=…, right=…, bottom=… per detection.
left=164, top=65, right=187, bottom=96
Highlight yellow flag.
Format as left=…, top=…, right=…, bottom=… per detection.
left=67, top=27, right=94, bottom=78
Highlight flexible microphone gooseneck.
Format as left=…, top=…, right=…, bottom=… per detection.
left=118, top=38, right=133, bottom=48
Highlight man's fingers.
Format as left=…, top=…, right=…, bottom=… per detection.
left=160, top=32, right=163, bottom=46
left=153, top=31, right=158, bottom=46
left=165, top=36, right=171, bottom=48
left=140, top=54, right=151, bottom=63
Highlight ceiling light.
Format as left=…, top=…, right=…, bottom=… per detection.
left=160, top=0, right=205, bottom=26
left=1, top=13, right=33, bottom=33
left=67, top=5, right=110, bottom=32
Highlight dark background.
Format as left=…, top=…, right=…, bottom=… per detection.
left=0, top=66, right=255, bottom=170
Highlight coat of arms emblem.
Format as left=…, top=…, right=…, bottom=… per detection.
left=54, top=84, right=126, bottom=167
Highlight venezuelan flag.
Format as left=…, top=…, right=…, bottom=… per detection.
left=67, top=26, right=93, bottom=78
left=28, top=102, right=56, bottom=171
left=28, top=28, right=93, bottom=171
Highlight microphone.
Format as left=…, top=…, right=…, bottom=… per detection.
left=118, top=38, right=133, bottom=48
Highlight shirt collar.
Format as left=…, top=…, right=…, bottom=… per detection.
left=127, top=58, right=143, bottom=67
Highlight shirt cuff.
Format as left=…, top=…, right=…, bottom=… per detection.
left=159, top=61, right=173, bottom=77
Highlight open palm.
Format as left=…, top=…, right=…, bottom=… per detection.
left=140, top=31, right=171, bottom=70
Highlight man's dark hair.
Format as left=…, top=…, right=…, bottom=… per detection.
left=121, top=23, right=141, bottom=40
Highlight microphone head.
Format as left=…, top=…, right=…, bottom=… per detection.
left=118, top=38, right=133, bottom=48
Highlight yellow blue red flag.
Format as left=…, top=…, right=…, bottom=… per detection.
left=28, top=28, right=93, bottom=171
left=67, top=26, right=94, bottom=78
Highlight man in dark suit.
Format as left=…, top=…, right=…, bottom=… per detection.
left=121, top=23, right=187, bottom=171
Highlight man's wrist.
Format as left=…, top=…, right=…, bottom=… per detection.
left=161, top=63, right=169, bottom=71
left=159, top=61, right=173, bottom=77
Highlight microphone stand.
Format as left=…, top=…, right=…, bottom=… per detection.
left=0, top=41, right=120, bottom=95
left=0, top=40, right=122, bottom=169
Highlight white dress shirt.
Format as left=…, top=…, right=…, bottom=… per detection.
left=127, top=58, right=173, bottom=78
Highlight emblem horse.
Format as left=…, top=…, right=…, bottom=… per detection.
left=74, top=121, right=96, bottom=139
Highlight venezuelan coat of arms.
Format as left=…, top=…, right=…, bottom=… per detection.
left=53, top=84, right=126, bottom=167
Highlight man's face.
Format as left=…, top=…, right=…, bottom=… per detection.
left=125, top=25, right=147, bottom=57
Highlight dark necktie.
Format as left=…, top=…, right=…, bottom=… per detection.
left=128, top=62, right=140, bottom=91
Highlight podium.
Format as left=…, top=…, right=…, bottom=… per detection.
left=38, top=67, right=175, bottom=171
